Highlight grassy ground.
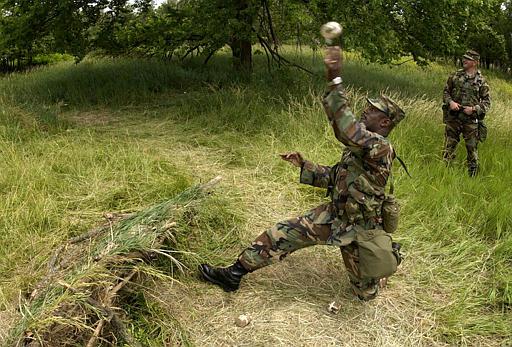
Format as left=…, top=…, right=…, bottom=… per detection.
left=0, top=47, right=510, bottom=346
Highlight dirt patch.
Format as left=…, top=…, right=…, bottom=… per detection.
left=67, top=110, right=120, bottom=126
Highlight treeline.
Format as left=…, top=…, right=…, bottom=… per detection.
left=0, top=0, right=511, bottom=72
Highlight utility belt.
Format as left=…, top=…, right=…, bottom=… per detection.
left=328, top=192, right=348, bottom=214
left=362, top=209, right=382, bottom=229
left=337, top=195, right=383, bottom=230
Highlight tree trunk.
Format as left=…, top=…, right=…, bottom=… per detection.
left=229, top=0, right=253, bottom=71
left=230, top=38, right=252, bottom=71
left=28, top=46, right=33, bottom=66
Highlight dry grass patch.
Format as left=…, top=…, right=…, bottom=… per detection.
left=68, top=109, right=121, bottom=127
left=157, top=247, right=452, bottom=347
left=143, top=163, right=450, bottom=346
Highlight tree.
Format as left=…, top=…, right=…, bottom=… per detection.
left=0, top=0, right=134, bottom=70
left=0, top=0, right=511, bottom=72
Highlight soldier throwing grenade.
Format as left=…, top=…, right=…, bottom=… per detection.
left=199, top=44, right=405, bottom=301
left=442, top=50, right=491, bottom=177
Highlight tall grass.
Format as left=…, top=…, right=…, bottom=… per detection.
left=0, top=47, right=510, bottom=345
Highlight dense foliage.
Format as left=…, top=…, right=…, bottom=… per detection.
left=0, top=0, right=511, bottom=71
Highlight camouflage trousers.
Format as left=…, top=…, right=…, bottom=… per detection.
left=443, top=117, right=479, bottom=175
left=238, top=204, right=385, bottom=300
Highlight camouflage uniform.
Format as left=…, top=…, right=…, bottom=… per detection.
left=442, top=50, right=491, bottom=175
left=238, top=82, right=405, bottom=300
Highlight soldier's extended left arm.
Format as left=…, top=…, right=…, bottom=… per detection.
left=475, top=80, right=491, bottom=118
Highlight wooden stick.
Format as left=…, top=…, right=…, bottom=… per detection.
left=109, top=269, right=138, bottom=298
left=58, top=281, right=137, bottom=345
left=199, top=176, right=222, bottom=192
left=85, top=319, right=106, bottom=347
left=69, top=225, right=107, bottom=244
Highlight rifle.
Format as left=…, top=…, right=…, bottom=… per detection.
left=450, top=105, right=471, bottom=114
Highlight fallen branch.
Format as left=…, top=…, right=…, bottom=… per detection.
left=85, top=319, right=107, bottom=347
left=199, top=175, right=222, bottom=192
left=58, top=280, right=140, bottom=347
left=69, top=225, right=107, bottom=244
left=391, top=58, right=414, bottom=66
left=109, top=269, right=138, bottom=299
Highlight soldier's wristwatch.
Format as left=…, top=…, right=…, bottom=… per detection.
left=328, top=76, right=342, bottom=86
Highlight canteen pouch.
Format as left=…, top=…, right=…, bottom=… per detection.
left=381, top=194, right=400, bottom=233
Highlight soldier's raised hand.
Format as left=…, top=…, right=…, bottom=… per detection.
left=279, top=152, right=305, bottom=167
left=324, top=46, right=342, bottom=81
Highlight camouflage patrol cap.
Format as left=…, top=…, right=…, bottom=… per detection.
left=463, top=50, right=480, bottom=61
left=366, top=95, right=406, bottom=125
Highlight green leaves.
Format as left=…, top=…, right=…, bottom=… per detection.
left=0, top=0, right=511, bottom=71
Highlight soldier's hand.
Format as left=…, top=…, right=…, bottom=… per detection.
left=279, top=152, right=304, bottom=168
left=462, top=106, right=474, bottom=115
left=449, top=100, right=461, bottom=111
left=324, top=46, right=342, bottom=80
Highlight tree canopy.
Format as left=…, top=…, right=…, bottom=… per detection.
left=0, top=0, right=511, bottom=71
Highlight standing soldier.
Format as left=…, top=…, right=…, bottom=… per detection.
left=442, top=50, right=491, bottom=176
left=199, top=44, right=405, bottom=301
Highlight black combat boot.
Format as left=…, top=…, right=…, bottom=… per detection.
left=198, top=260, right=249, bottom=292
left=468, top=165, right=478, bottom=177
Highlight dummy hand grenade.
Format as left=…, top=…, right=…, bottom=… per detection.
left=320, top=21, right=342, bottom=46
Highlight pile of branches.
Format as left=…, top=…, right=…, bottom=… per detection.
left=8, top=177, right=221, bottom=347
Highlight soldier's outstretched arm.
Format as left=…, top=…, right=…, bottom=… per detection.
left=299, top=160, right=331, bottom=188
left=280, top=151, right=331, bottom=188
left=322, top=46, right=386, bottom=150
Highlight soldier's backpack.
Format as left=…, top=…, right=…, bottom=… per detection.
left=356, top=227, right=397, bottom=278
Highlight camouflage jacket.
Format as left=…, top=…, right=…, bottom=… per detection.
left=443, top=69, right=491, bottom=119
left=299, top=84, right=394, bottom=229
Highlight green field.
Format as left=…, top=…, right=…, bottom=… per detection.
left=0, top=48, right=510, bottom=346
